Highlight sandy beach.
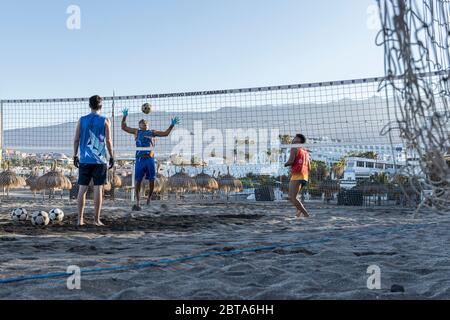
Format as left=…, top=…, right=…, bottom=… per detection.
left=0, top=199, right=449, bottom=300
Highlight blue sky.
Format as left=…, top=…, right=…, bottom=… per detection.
left=0, top=0, right=382, bottom=99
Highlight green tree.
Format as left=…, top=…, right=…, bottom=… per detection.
left=310, top=160, right=330, bottom=183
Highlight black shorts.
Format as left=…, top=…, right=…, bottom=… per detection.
left=78, top=163, right=107, bottom=186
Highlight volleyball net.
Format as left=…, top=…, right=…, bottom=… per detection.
left=1, top=75, right=403, bottom=165
left=0, top=72, right=448, bottom=206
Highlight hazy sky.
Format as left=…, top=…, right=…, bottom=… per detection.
left=0, top=0, right=383, bottom=99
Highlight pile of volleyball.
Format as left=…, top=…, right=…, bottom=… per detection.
left=10, top=208, right=64, bottom=227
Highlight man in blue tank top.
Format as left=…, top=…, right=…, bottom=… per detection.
left=73, top=95, right=115, bottom=226
left=121, top=108, right=180, bottom=211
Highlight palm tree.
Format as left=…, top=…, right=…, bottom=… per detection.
left=310, top=160, right=329, bottom=183
left=279, top=134, right=293, bottom=145
left=332, top=157, right=347, bottom=179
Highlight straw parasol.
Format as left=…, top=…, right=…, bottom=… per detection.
left=108, top=168, right=122, bottom=188
left=0, top=161, right=27, bottom=197
left=26, top=167, right=41, bottom=197
left=168, top=169, right=197, bottom=194
left=218, top=167, right=243, bottom=194
left=195, top=168, right=219, bottom=193
left=146, top=174, right=167, bottom=195
left=36, top=161, right=72, bottom=199
left=153, top=165, right=169, bottom=197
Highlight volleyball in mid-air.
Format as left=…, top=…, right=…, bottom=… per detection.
left=141, top=103, right=152, bottom=114
left=31, top=211, right=50, bottom=226
left=10, top=208, right=28, bottom=222
left=49, top=208, right=64, bottom=223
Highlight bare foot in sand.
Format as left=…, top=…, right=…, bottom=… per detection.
left=94, top=220, right=105, bottom=226
left=296, top=211, right=310, bottom=218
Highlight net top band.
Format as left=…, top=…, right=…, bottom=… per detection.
left=1, top=70, right=447, bottom=104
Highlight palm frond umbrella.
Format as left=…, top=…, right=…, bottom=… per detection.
left=105, top=168, right=121, bottom=201
left=149, top=163, right=167, bottom=194
left=319, top=179, right=340, bottom=203
left=218, top=167, right=243, bottom=199
left=168, top=169, right=197, bottom=196
left=26, top=167, right=41, bottom=197
left=195, top=168, right=219, bottom=199
left=195, top=168, right=219, bottom=192
left=140, top=175, right=166, bottom=193
left=152, top=177, right=163, bottom=194
left=0, top=162, right=27, bottom=197
left=36, top=161, right=72, bottom=199
left=67, top=165, right=78, bottom=184
left=110, top=170, right=122, bottom=188
left=155, top=167, right=169, bottom=199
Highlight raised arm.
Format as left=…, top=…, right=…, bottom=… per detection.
left=153, top=117, right=180, bottom=137
left=121, top=108, right=138, bottom=135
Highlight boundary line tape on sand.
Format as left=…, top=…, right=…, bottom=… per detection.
left=0, top=222, right=433, bottom=285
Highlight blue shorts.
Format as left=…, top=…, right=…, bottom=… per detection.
left=135, top=157, right=156, bottom=182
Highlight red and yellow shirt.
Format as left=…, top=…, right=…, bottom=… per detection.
left=291, top=147, right=310, bottom=181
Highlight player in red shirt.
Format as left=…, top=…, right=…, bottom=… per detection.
left=284, top=134, right=311, bottom=218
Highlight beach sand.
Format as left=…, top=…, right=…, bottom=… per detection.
left=0, top=198, right=449, bottom=300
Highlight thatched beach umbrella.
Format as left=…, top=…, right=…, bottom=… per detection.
left=155, top=170, right=169, bottom=198
left=219, top=167, right=243, bottom=193
left=110, top=170, right=122, bottom=188
left=26, top=167, right=41, bottom=197
left=152, top=175, right=167, bottom=194
left=36, top=161, right=72, bottom=199
left=168, top=169, right=197, bottom=194
left=104, top=168, right=121, bottom=188
left=105, top=169, right=121, bottom=200
left=66, top=165, right=78, bottom=184
left=195, top=168, right=219, bottom=193
left=0, top=162, right=26, bottom=197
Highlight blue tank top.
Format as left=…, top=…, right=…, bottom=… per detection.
left=79, top=113, right=108, bottom=164
left=136, top=130, right=155, bottom=158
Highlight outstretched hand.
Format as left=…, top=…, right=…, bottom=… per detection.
left=171, top=116, right=180, bottom=126
left=122, top=108, right=129, bottom=117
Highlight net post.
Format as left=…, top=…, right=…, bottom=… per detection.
left=131, top=161, right=135, bottom=203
